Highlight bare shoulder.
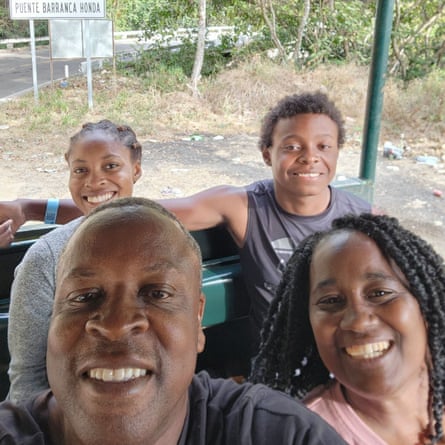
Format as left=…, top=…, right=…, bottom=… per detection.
left=164, top=184, right=247, bottom=215
left=201, top=184, right=248, bottom=209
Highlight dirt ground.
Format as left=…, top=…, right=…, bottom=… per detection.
left=1, top=128, right=444, bottom=257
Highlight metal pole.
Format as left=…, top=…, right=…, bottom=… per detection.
left=112, top=19, right=117, bottom=92
left=83, top=19, right=94, bottom=109
left=360, top=0, right=395, bottom=184
left=29, top=19, right=39, bottom=104
left=48, top=20, right=54, bottom=88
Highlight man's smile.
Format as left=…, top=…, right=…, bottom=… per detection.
left=88, top=367, right=149, bottom=382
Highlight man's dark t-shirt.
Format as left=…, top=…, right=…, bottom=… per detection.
left=0, top=371, right=346, bottom=444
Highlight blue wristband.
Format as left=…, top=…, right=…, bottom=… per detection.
left=44, top=199, right=59, bottom=224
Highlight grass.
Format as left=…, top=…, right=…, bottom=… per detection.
left=0, top=57, right=444, bottom=158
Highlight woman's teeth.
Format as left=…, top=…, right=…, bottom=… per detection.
left=87, top=192, right=114, bottom=204
left=345, top=341, right=390, bottom=359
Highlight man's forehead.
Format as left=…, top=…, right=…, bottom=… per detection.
left=59, top=208, right=198, bottom=273
left=73, top=208, right=178, bottom=243
left=59, top=258, right=183, bottom=280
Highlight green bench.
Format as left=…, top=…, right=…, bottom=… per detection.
left=0, top=224, right=251, bottom=400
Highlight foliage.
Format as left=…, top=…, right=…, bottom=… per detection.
left=390, top=0, right=445, bottom=80
left=256, top=1, right=375, bottom=65
left=2, top=0, right=444, bottom=81
left=118, top=40, right=231, bottom=92
left=109, top=0, right=196, bottom=33
left=109, top=0, right=262, bottom=32
left=109, top=0, right=376, bottom=80
left=383, top=67, right=445, bottom=139
left=0, top=6, right=47, bottom=38
left=304, top=1, right=375, bottom=65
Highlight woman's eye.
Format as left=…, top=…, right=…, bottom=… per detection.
left=283, top=144, right=302, bottom=151
left=105, top=163, right=119, bottom=170
left=368, top=289, right=394, bottom=301
left=319, top=296, right=340, bottom=305
left=319, top=144, right=332, bottom=151
left=315, top=295, right=344, bottom=311
left=73, top=167, right=86, bottom=174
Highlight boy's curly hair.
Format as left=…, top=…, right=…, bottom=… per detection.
left=258, top=91, right=346, bottom=150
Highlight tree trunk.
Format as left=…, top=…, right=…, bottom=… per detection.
left=294, top=0, right=311, bottom=66
left=190, top=0, right=206, bottom=97
left=259, top=0, right=286, bottom=61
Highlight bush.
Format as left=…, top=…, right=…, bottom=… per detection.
left=0, top=7, right=47, bottom=39
left=119, top=38, right=233, bottom=91
left=383, top=69, right=445, bottom=139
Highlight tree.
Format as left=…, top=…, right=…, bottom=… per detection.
left=294, top=0, right=311, bottom=66
left=107, top=0, right=444, bottom=81
left=190, top=0, right=206, bottom=96
left=390, top=0, right=445, bottom=79
left=258, top=0, right=286, bottom=61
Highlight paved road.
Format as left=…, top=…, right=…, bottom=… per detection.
left=0, top=39, right=140, bottom=101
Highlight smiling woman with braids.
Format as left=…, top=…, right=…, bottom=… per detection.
left=250, top=213, right=445, bottom=445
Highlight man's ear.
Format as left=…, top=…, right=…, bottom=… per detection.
left=133, top=161, right=142, bottom=183
left=261, top=147, right=272, bottom=166
left=197, top=292, right=206, bottom=354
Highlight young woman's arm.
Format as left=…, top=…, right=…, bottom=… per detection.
left=0, top=198, right=82, bottom=243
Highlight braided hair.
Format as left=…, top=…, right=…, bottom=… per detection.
left=66, top=119, right=142, bottom=162
left=250, top=213, right=445, bottom=442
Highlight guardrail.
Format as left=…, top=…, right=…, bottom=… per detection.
left=0, top=26, right=236, bottom=50
left=0, top=36, right=49, bottom=49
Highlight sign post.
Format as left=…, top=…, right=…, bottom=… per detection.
left=9, top=0, right=106, bottom=107
left=29, top=19, right=39, bottom=103
left=83, top=19, right=93, bottom=109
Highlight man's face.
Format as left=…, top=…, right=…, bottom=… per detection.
left=47, top=211, right=205, bottom=445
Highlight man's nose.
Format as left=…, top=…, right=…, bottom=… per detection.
left=86, top=298, right=149, bottom=340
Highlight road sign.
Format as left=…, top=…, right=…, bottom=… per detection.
left=50, top=19, right=113, bottom=58
left=10, top=0, right=106, bottom=20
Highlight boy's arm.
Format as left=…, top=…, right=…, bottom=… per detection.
left=158, top=185, right=248, bottom=246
